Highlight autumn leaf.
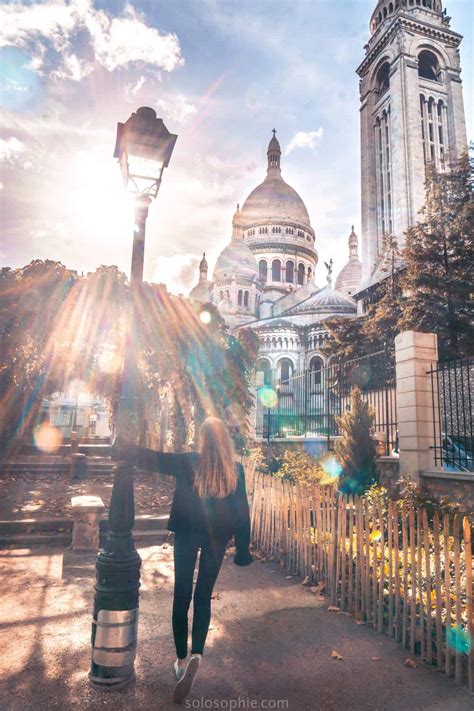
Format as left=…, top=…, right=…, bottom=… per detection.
left=404, top=659, right=417, bottom=669
left=331, top=650, right=344, bottom=661
left=370, top=530, right=382, bottom=543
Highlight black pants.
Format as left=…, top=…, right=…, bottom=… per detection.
left=173, top=530, right=227, bottom=659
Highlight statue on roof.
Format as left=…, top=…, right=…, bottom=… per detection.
left=324, top=259, right=333, bottom=285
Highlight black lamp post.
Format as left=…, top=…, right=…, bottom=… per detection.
left=89, top=107, right=177, bottom=689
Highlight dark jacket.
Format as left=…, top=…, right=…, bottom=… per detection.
left=131, top=447, right=253, bottom=566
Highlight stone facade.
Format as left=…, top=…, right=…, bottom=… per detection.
left=358, top=0, right=468, bottom=280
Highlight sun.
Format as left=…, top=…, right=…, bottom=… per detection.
left=67, top=149, right=135, bottom=249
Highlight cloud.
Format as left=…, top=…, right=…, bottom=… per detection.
left=155, top=96, right=198, bottom=124
left=285, top=129, right=324, bottom=156
left=0, top=1, right=184, bottom=82
left=152, top=253, right=201, bottom=295
left=125, top=75, right=146, bottom=100
left=0, top=137, right=26, bottom=163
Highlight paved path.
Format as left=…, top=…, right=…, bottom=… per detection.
left=0, top=542, right=472, bottom=711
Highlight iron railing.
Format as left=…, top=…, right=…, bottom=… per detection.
left=428, top=355, right=474, bottom=472
left=256, top=349, right=398, bottom=454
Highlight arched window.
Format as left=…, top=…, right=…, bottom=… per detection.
left=225, top=290, right=230, bottom=298
left=297, top=263, right=305, bottom=285
left=238, top=289, right=243, bottom=306
left=375, top=61, right=390, bottom=95
left=272, top=259, right=281, bottom=282
left=259, top=260, right=268, bottom=284
left=219, top=290, right=224, bottom=301
left=244, top=291, right=249, bottom=307
left=307, top=267, right=312, bottom=283
left=256, top=359, right=272, bottom=387
left=309, top=356, right=323, bottom=387
left=279, top=358, right=293, bottom=385
left=418, top=50, right=440, bottom=82
left=285, top=260, right=294, bottom=283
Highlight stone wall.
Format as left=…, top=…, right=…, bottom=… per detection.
left=421, top=470, right=474, bottom=518
left=376, top=456, right=400, bottom=496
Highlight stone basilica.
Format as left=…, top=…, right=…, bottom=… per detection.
left=189, top=0, right=468, bottom=387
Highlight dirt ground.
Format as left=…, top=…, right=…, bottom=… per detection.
left=0, top=468, right=175, bottom=519
left=0, top=541, right=472, bottom=711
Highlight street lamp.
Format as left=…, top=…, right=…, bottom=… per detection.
left=114, top=106, right=177, bottom=286
left=89, top=107, right=177, bottom=689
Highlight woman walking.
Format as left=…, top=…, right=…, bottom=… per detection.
left=112, top=417, right=253, bottom=703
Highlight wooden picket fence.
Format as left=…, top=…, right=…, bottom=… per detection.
left=249, top=470, right=474, bottom=690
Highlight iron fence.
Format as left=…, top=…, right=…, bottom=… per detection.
left=256, top=349, right=398, bottom=454
left=428, top=355, right=474, bottom=472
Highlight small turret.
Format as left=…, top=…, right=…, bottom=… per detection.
left=349, top=226, right=359, bottom=259
left=267, top=129, right=281, bottom=172
left=232, top=203, right=243, bottom=239
left=198, top=252, right=208, bottom=282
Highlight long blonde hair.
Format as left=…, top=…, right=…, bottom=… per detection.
left=194, top=417, right=237, bottom=498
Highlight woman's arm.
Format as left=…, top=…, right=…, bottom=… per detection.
left=111, top=437, right=190, bottom=476
left=233, top=463, right=253, bottom=566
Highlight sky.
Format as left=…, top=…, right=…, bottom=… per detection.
left=1, top=0, right=473, bottom=295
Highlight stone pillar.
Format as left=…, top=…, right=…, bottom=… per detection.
left=71, top=495, right=105, bottom=551
left=395, top=331, right=439, bottom=482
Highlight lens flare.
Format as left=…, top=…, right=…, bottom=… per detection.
left=98, top=349, right=122, bottom=374
left=320, top=454, right=342, bottom=484
left=258, top=387, right=278, bottom=408
left=446, top=625, right=472, bottom=654
left=349, top=363, right=372, bottom=388
left=34, top=423, right=63, bottom=454
left=199, top=310, right=212, bottom=324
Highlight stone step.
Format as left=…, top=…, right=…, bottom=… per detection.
left=0, top=514, right=169, bottom=536
left=0, top=529, right=170, bottom=548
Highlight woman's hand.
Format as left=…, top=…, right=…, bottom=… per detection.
left=110, top=435, right=138, bottom=464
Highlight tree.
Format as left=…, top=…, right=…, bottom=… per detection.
left=326, top=151, right=473, bottom=361
left=323, top=314, right=370, bottom=362
left=361, top=234, right=404, bottom=352
left=334, top=387, right=377, bottom=495
left=400, top=152, right=474, bottom=359
left=0, top=262, right=258, bottom=456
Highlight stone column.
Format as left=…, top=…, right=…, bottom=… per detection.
left=395, top=331, right=439, bottom=483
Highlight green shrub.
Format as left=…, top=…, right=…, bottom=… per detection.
left=335, top=386, right=378, bottom=495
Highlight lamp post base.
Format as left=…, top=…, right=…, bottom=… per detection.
left=89, top=463, right=141, bottom=690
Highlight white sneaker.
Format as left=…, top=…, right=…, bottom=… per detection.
left=174, top=659, right=186, bottom=681
left=173, top=654, right=201, bottom=704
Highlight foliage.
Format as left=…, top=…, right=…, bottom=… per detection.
left=274, top=447, right=324, bottom=486
left=400, top=152, right=474, bottom=359
left=334, top=386, right=378, bottom=495
left=396, top=477, right=460, bottom=519
left=325, top=151, right=474, bottom=361
left=249, top=442, right=325, bottom=485
left=0, top=261, right=258, bottom=455
left=323, top=314, right=370, bottom=361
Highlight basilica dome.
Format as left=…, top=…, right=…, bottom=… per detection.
left=213, top=240, right=259, bottom=281
left=240, top=131, right=312, bottom=230
left=213, top=208, right=259, bottom=282
left=240, top=174, right=311, bottom=227
left=283, top=284, right=357, bottom=318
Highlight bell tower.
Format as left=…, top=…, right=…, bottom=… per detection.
left=358, top=0, right=468, bottom=278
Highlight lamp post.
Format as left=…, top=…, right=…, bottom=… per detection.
left=89, top=107, right=177, bottom=689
